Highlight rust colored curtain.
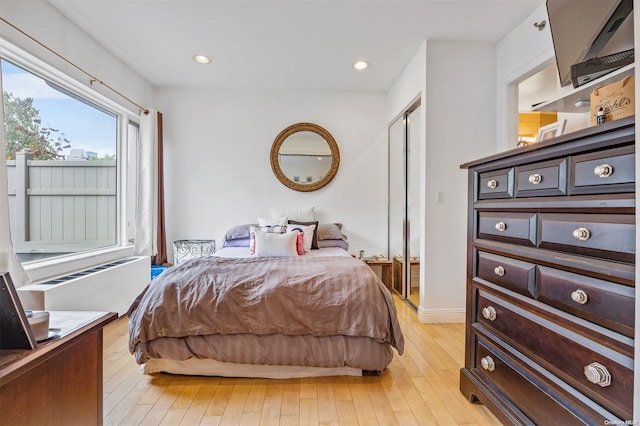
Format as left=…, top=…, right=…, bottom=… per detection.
left=152, top=111, right=167, bottom=265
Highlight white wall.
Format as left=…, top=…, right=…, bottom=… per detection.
left=385, top=41, right=497, bottom=323
left=386, top=42, right=426, bottom=123
left=420, top=40, right=497, bottom=323
left=156, top=88, right=387, bottom=259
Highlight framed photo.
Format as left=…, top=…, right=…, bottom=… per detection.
left=536, top=119, right=567, bottom=142
left=0, top=272, right=37, bottom=350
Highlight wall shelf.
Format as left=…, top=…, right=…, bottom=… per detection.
left=533, top=64, right=634, bottom=113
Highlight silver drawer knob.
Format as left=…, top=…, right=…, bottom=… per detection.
left=487, top=179, right=498, bottom=189
left=571, top=289, right=588, bottom=305
left=495, top=222, right=507, bottom=232
left=480, top=356, right=496, bottom=372
left=584, top=362, right=611, bottom=387
left=482, top=306, right=497, bottom=321
left=528, top=173, right=542, bottom=184
left=494, top=266, right=505, bottom=277
left=593, top=164, right=613, bottom=178
left=573, top=227, right=591, bottom=241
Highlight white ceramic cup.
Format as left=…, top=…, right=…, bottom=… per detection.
left=27, top=311, right=50, bottom=341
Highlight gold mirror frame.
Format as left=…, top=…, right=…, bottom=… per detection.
left=270, top=122, right=340, bottom=192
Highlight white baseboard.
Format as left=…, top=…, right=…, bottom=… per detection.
left=417, top=306, right=465, bottom=324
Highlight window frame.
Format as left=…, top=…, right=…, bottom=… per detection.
left=0, top=38, right=140, bottom=282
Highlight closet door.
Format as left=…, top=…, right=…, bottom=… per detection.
left=388, top=117, right=405, bottom=296
left=388, top=100, right=421, bottom=306
left=406, top=104, right=421, bottom=308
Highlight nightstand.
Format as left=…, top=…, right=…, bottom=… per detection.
left=364, top=258, right=392, bottom=291
left=172, top=239, right=216, bottom=265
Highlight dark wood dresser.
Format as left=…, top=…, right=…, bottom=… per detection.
left=0, top=311, right=117, bottom=425
left=459, top=116, right=635, bottom=424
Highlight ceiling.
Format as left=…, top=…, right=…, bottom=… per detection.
left=48, top=0, right=545, bottom=92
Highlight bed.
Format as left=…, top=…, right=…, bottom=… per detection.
left=128, top=223, right=404, bottom=379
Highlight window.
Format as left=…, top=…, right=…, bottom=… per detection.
left=1, top=48, right=139, bottom=272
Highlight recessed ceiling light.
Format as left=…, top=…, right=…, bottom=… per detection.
left=193, top=54, right=211, bottom=64
left=353, top=61, right=368, bottom=71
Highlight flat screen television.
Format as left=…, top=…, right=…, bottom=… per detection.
left=547, top=0, right=633, bottom=87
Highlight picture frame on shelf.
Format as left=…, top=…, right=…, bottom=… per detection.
left=536, top=119, right=567, bottom=142
left=0, top=272, right=37, bottom=350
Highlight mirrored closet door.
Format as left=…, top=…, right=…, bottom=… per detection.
left=388, top=100, right=421, bottom=309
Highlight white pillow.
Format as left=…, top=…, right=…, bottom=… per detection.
left=270, top=207, right=315, bottom=222
left=258, top=216, right=287, bottom=227
left=286, top=224, right=316, bottom=252
left=253, top=231, right=299, bottom=257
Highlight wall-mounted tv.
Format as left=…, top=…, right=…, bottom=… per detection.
left=547, top=0, right=633, bottom=87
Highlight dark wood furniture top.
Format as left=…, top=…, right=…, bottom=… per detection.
left=459, top=117, right=635, bottom=425
left=0, top=311, right=117, bottom=426
left=365, top=258, right=393, bottom=291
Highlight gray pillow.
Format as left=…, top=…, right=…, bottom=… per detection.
left=224, top=224, right=254, bottom=240
left=317, top=223, right=345, bottom=240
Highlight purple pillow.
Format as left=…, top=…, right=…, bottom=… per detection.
left=317, top=239, right=349, bottom=251
left=222, top=237, right=250, bottom=248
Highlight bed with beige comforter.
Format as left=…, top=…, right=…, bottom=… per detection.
left=128, top=251, right=404, bottom=377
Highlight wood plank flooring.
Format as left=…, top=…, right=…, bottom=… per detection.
left=102, top=296, right=501, bottom=425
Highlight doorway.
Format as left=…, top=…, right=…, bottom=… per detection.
left=388, top=99, right=421, bottom=309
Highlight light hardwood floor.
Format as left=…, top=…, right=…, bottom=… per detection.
left=102, top=296, right=501, bottom=425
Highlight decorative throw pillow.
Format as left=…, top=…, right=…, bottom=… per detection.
left=253, top=231, right=299, bottom=257
left=258, top=216, right=287, bottom=227
left=270, top=207, right=315, bottom=222
left=286, top=224, right=315, bottom=251
left=288, top=220, right=319, bottom=249
left=249, top=225, right=287, bottom=254
left=295, top=231, right=304, bottom=255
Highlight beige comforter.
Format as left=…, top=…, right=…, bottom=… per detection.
left=129, top=255, right=404, bottom=369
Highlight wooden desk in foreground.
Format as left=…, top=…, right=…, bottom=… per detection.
left=0, top=311, right=117, bottom=425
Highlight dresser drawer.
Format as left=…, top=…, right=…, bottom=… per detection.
left=537, top=266, right=635, bottom=338
left=515, top=158, right=567, bottom=197
left=570, top=145, right=635, bottom=195
left=474, top=339, right=593, bottom=425
left=476, top=291, right=634, bottom=419
left=477, top=212, right=536, bottom=246
left=478, top=168, right=514, bottom=199
left=538, top=213, right=635, bottom=263
left=477, top=251, right=535, bottom=297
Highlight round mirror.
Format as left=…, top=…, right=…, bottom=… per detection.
left=270, top=122, right=340, bottom=192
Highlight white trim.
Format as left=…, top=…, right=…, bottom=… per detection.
left=24, top=246, right=137, bottom=283
left=418, top=306, right=465, bottom=324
